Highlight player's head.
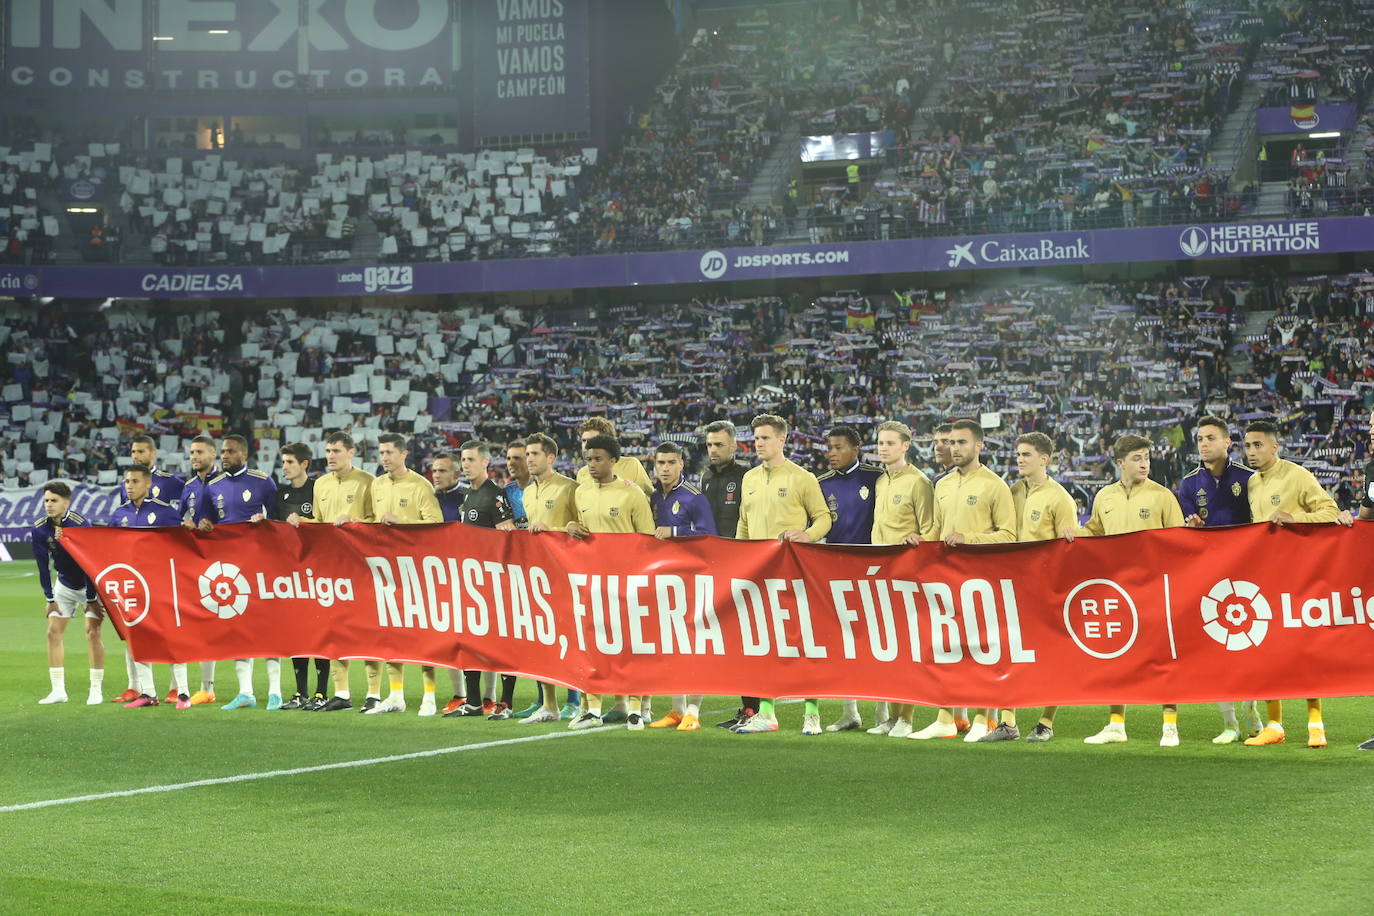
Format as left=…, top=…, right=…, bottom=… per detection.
left=523, top=433, right=559, bottom=478
left=219, top=435, right=248, bottom=473
left=947, top=420, right=983, bottom=470
left=324, top=431, right=356, bottom=473
left=41, top=480, right=71, bottom=518
left=378, top=433, right=408, bottom=476
left=430, top=451, right=457, bottom=490
left=875, top=420, right=911, bottom=467
left=124, top=464, right=152, bottom=502
left=188, top=434, right=217, bottom=474
left=129, top=433, right=157, bottom=467
left=506, top=439, right=528, bottom=480
left=459, top=439, right=490, bottom=481
left=1243, top=421, right=1281, bottom=471
left=1194, top=416, right=1232, bottom=465
left=825, top=425, right=862, bottom=471
left=654, top=441, right=685, bottom=489
left=1015, top=432, right=1054, bottom=479
left=1112, top=434, right=1153, bottom=483
left=582, top=434, right=620, bottom=483
left=751, top=414, right=788, bottom=464
left=703, top=420, right=737, bottom=468
left=579, top=417, right=616, bottom=453
left=933, top=423, right=954, bottom=467
left=280, top=442, right=311, bottom=483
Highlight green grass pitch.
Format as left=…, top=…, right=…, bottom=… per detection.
left=0, top=559, right=1370, bottom=914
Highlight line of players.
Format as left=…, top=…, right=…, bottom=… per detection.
left=32, top=412, right=1374, bottom=750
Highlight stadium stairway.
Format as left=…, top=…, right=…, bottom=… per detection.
left=40, top=188, right=83, bottom=265
left=350, top=215, right=382, bottom=262
left=1232, top=307, right=1276, bottom=376
left=1209, top=80, right=1266, bottom=178
left=741, top=121, right=801, bottom=209
left=1254, top=180, right=1289, bottom=217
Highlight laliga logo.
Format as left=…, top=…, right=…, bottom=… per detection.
left=95, top=564, right=151, bottom=627
left=1200, top=578, right=1271, bottom=651
left=699, top=249, right=728, bottom=280
left=1179, top=226, right=1210, bottom=258
left=199, top=561, right=250, bottom=619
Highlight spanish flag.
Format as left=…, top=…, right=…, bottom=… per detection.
left=1290, top=104, right=1318, bottom=130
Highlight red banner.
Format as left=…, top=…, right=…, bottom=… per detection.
left=62, top=521, right=1374, bottom=707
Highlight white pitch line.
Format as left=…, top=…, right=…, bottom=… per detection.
left=0, top=700, right=791, bottom=814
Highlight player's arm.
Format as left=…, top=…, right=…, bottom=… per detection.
left=418, top=484, right=444, bottom=524
left=965, top=484, right=1017, bottom=543
left=628, top=458, right=653, bottom=496
left=1068, top=499, right=1104, bottom=541
left=687, top=493, right=717, bottom=536
left=493, top=489, right=516, bottom=531
left=1160, top=491, right=1185, bottom=528
left=1360, top=495, right=1374, bottom=522
left=353, top=478, right=377, bottom=523
left=913, top=476, right=936, bottom=542
left=32, top=530, right=55, bottom=607
left=735, top=495, right=750, bottom=539
left=1293, top=476, right=1340, bottom=523
left=793, top=474, right=832, bottom=542
left=630, top=490, right=656, bottom=535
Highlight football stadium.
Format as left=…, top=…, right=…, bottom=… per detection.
left=4, top=0, right=1374, bottom=911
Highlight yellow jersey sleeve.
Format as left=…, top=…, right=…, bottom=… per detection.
left=799, top=471, right=832, bottom=541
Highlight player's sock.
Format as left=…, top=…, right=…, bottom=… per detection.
left=587, top=700, right=602, bottom=717
left=1039, top=714, right=1054, bottom=728
left=1218, top=702, right=1238, bottom=726
left=465, top=671, right=482, bottom=704
left=972, top=710, right=988, bottom=726
left=422, top=667, right=437, bottom=697
left=567, top=689, right=581, bottom=706
left=804, top=699, right=819, bottom=716
left=234, top=659, right=253, bottom=696
left=90, top=668, right=104, bottom=691
left=627, top=696, right=642, bottom=714
left=936, top=707, right=955, bottom=725
left=954, top=707, right=969, bottom=720
left=1109, top=711, right=1126, bottom=726
left=1307, top=699, right=1323, bottom=724
left=389, top=676, right=405, bottom=698
left=758, top=699, right=776, bottom=719
left=124, top=648, right=138, bottom=693
left=200, top=661, right=215, bottom=693
left=1163, top=711, right=1178, bottom=725
left=541, top=682, right=559, bottom=711
left=49, top=667, right=65, bottom=694
left=1266, top=699, right=1283, bottom=727
left=500, top=674, right=517, bottom=706
left=686, top=695, right=703, bottom=717
left=171, top=663, right=188, bottom=695
left=671, top=695, right=686, bottom=715
left=480, top=671, right=497, bottom=701
left=332, top=659, right=349, bottom=697
left=265, top=658, right=281, bottom=697
left=293, top=658, right=310, bottom=696
left=314, top=660, right=329, bottom=697
left=135, top=662, right=155, bottom=696
left=1000, top=709, right=1016, bottom=728
left=365, top=661, right=383, bottom=696
left=841, top=699, right=859, bottom=719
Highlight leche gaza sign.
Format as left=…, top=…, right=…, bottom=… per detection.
left=21, top=217, right=1374, bottom=300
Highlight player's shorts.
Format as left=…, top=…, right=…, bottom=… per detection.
left=50, top=582, right=103, bottom=620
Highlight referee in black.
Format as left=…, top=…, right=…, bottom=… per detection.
left=274, top=442, right=329, bottom=711
left=699, top=420, right=754, bottom=729
left=443, top=441, right=516, bottom=719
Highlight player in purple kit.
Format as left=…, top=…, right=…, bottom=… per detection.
left=647, top=441, right=716, bottom=731
left=33, top=481, right=105, bottom=706
left=1177, top=415, right=1261, bottom=744
left=816, top=425, right=885, bottom=733
left=178, top=434, right=221, bottom=704
left=111, top=464, right=188, bottom=709
left=189, top=434, right=279, bottom=711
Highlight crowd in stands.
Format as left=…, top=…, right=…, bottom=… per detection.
left=3, top=267, right=1371, bottom=518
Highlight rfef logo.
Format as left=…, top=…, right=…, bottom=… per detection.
left=1200, top=578, right=1271, bottom=651
left=95, top=563, right=151, bottom=627
left=199, top=561, right=250, bottom=618
left=699, top=250, right=727, bottom=280
left=1062, top=578, right=1139, bottom=659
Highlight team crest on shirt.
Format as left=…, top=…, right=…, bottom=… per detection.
left=965, top=494, right=978, bottom=506
left=1270, top=494, right=1281, bottom=506
left=345, top=493, right=354, bottom=503
left=1232, top=482, right=1243, bottom=497
left=609, top=506, right=620, bottom=517
left=544, top=498, right=556, bottom=509
left=672, top=500, right=681, bottom=515
left=827, top=493, right=838, bottom=513
left=1139, top=507, right=1151, bottom=520
left=147, top=512, right=158, bottom=524
left=1197, top=494, right=1208, bottom=507
left=152, top=485, right=161, bottom=497
left=399, top=497, right=409, bottom=508
left=777, top=487, right=788, bottom=498
left=242, top=489, right=252, bottom=502
left=121, top=517, right=130, bottom=526
left=859, top=485, right=870, bottom=501
left=1030, top=509, right=1042, bottom=523
left=892, top=494, right=903, bottom=505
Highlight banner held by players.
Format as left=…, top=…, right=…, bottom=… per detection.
left=62, top=522, right=1374, bottom=708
